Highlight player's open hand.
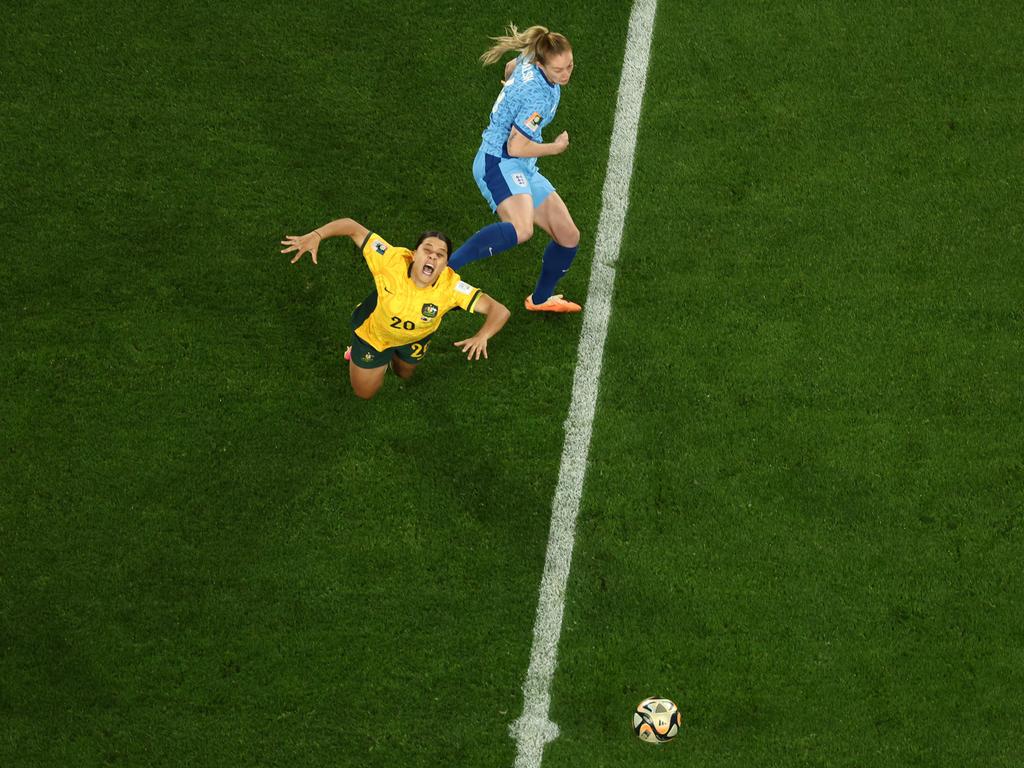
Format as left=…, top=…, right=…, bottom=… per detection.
left=453, top=335, right=489, bottom=361
left=551, top=131, right=570, bottom=154
left=280, top=231, right=322, bottom=265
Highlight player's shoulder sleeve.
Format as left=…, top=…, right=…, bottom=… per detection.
left=509, top=73, right=548, bottom=142
left=512, top=91, right=546, bottom=142
left=359, top=231, right=399, bottom=273
left=448, top=273, right=484, bottom=313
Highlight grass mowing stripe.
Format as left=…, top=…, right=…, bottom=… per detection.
left=509, top=1, right=659, bottom=766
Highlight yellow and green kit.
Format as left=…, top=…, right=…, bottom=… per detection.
left=349, top=232, right=483, bottom=368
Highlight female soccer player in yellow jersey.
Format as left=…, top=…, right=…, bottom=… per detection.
left=281, top=218, right=510, bottom=400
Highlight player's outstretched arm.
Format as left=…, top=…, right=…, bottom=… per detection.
left=453, top=294, right=511, bottom=361
left=280, top=218, right=371, bottom=265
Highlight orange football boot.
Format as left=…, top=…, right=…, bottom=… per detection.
left=524, top=293, right=582, bottom=313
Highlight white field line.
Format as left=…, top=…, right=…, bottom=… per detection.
left=508, top=1, right=659, bottom=766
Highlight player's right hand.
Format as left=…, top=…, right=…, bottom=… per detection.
left=551, top=131, right=570, bottom=154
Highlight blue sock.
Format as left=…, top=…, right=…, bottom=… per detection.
left=448, top=222, right=518, bottom=270
left=531, top=242, right=579, bottom=304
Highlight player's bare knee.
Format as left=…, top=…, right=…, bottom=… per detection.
left=557, top=224, right=580, bottom=248
left=391, top=358, right=416, bottom=380
left=351, top=374, right=383, bottom=400
left=514, top=221, right=535, bottom=243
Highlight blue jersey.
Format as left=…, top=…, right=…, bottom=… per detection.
left=480, top=57, right=561, bottom=166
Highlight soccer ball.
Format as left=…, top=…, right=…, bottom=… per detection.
left=633, top=697, right=682, bottom=744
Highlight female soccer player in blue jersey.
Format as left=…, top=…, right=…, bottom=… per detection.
left=448, top=25, right=582, bottom=313
left=282, top=218, right=510, bottom=400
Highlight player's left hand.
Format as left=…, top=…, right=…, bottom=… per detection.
left=454, top=335, right=489, bottom=361
left=280, top=231, right=322, bottom=264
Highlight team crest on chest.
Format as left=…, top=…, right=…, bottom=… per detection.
left=420, top=303, right=439, bottom=322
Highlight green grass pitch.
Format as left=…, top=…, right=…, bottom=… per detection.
left=2, top=1, right=1021, bottom=766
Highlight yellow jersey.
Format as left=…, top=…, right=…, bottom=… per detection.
left=354, top=232, right=483, bottom=351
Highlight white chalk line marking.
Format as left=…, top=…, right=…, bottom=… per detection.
left=509, top=1, right=659, bottom=766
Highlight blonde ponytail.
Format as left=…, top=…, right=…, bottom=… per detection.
left=480, top=23, right=572, bottom=66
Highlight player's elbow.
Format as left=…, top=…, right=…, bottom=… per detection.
left=494, top=302, right=511, bottom=325
left=482, top=296, right=511, bottom=326
left=506, top=130, right=532, bottom=159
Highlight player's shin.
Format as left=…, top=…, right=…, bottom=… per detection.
left=531, top=241, right=579, bottom=305
left=448, top=222, right=518, bottom=269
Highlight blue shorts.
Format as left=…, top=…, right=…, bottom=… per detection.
left=472, top=146, right=556, bottom=213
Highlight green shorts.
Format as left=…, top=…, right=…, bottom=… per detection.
left=348, top=291, right=434, bottom=369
